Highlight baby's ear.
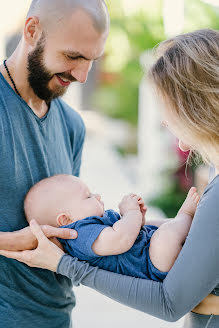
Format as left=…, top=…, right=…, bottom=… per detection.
left=56, top=213, right=72, bottom=227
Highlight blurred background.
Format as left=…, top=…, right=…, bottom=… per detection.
left=1, top=0, right=219, bottom=327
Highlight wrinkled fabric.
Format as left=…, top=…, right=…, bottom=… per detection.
left=58, top=175, right=219, bottom=326
left=0, top=73, right=85, bottom=328
left=59, top=209, right=167, bottom=281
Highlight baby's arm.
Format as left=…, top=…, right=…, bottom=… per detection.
left=92, top=194, right=142, bottom=256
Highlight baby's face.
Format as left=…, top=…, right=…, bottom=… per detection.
left=62, top=177, right=105, bottom=222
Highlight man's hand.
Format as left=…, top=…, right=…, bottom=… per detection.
left=0, top=225, right=77, bottom=252
left=49, top=237, right=64, bottom=251
left=0, top=220, right=65, bottom=272
left=119, top=194, right=141, bottom=216
left=40, top=226, right=77, bottom=251
left=41, top=225, right=77, bottom=240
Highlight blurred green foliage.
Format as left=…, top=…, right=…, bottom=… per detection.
left=94, top=0, right=219, bottom=126
left=93, top=0, right=164, bottom=125
left=149, top=184, right=188, bottom=218
left=93, top=0, right=219, bottom=215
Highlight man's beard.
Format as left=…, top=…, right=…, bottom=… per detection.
left=27, top=35, right=75, bottom=103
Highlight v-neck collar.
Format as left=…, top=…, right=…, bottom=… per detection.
left=0, top=72, right=53, bottom=123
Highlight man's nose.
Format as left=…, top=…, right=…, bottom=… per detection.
left=71, top=60, right=93, bottom=84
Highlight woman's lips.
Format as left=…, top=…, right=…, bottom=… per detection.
left=56, top=75, right=71, bottom=87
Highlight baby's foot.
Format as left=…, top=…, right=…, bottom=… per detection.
left=178, top=187, right=200, bottom=218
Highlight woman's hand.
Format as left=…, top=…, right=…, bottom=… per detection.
left=0, top=220, right=65, bottom=272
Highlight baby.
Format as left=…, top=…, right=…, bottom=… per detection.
left=24, top=174, right=199, bottom=282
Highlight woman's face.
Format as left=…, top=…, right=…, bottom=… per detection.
left=161, top=99, right=192, bottom=152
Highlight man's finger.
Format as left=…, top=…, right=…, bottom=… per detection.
left=42, top=226, right=77, bottom=239
left=56, top=228, right=78, bottom=239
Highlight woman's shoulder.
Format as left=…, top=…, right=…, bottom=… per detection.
left=197, top=174, right=219, bottom=213
left=203, top=174, right=219, bottom=196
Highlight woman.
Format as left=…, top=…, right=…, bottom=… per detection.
left=1, top=29, right=219, bottom=327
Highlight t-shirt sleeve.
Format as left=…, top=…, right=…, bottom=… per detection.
left=60, top=216, right=111, bottom=260
left=57, top=178, right=219, bottom=322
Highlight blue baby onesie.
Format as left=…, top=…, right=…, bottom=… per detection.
left=59, top=210, right=168, bottom=282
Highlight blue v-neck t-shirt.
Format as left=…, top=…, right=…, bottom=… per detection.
left=0, top=73, right=85, bottom=328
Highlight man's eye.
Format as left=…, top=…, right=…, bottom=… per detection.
left=67, top=56, right=77, bottom=60
left=67, top=55, right=84, bottom=61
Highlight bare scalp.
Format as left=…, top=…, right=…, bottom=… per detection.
left=27, top=0, right=110, bottom=34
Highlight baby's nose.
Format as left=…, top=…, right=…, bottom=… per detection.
left=94, top=194, right=101, bottom=201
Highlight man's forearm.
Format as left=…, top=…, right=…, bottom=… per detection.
left=0, top=227, right=37, bottom=251
left=0, top=224, right=77, bottom=251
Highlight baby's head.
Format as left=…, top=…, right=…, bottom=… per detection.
left=24, top=174, right=104, bottom=227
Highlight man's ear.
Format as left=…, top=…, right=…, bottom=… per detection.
left=24, top=16, right=41, bottom=46
left=56, top=213, right=72, bottom=227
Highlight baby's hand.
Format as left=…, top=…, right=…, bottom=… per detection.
left=119, top=194, right=141, bottom=216
left=137, top=196, right=147, bottom=227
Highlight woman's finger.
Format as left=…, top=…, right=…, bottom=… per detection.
left=0, top=249, right=30, bottom=262
left=29, top=219, right=48, bottom=243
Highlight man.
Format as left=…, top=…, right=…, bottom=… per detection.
left=0, top=0, right=109, bottom=327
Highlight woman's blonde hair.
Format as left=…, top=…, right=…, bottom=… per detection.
left=149, top=29, right=219, bottom=166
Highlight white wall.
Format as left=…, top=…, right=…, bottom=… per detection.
left=0, top=1, right=32, bottom=60
left=137, top=51, right=177, bottom=201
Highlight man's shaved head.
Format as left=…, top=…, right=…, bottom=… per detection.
left=27, top=0, right=109, bottom=34
left=22, top=0, right=109, bottom=102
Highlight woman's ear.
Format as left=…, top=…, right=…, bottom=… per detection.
left=56, top=213, right=72, bottom=227
left=178, top=140, right=191, bottom=152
